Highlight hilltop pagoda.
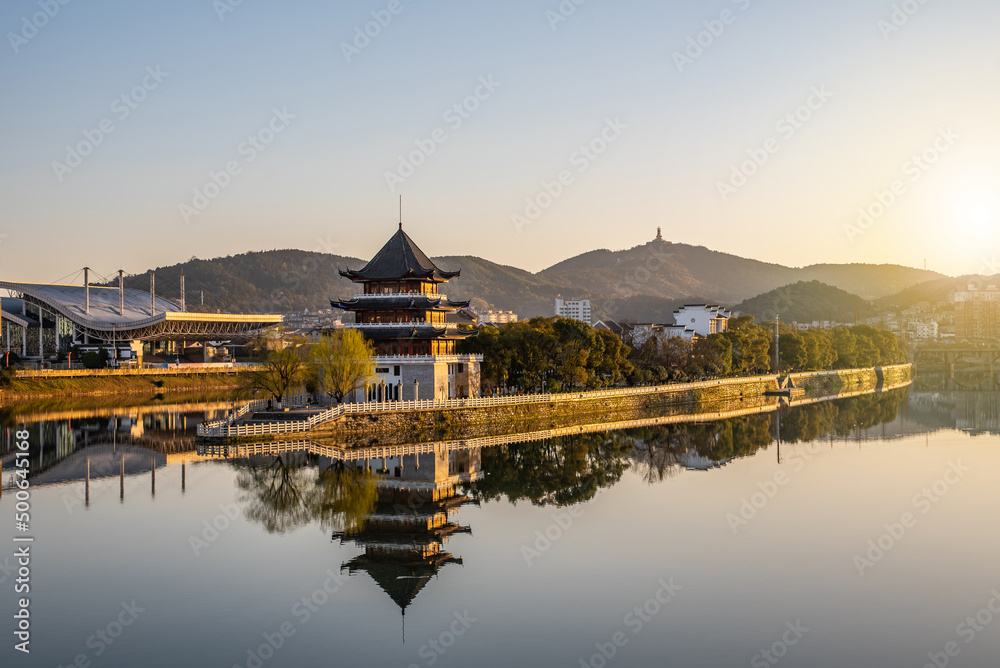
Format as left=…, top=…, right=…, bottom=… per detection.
left=333, top=224, right=482, bottom=401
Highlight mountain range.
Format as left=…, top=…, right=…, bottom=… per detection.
left=123, top=236, right=946, bottom=323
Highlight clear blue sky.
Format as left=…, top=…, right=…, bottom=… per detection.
left=2, top=0, right=999, bottom=282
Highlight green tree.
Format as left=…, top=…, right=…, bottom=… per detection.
left=594, top=328, right=633, bottom=386
left=309, top=329, right=375, bottom=403
left=778, top=332, right=807, bottom=372
left=689, top=334, right=733, bottom=377
left=722, top=315, right=772, bottom=374
left=831, top=327, right=857, bottom=369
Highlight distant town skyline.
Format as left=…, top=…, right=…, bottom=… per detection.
left=2, top=0, right=999, bottom=282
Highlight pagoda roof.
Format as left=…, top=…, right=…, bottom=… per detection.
left=349, top=325, right=478, bottom=340
left=330, top=295, right=470, bottom=311
left=343, top=553, right=462, bottom=612
left=340, top=226, right=460, bottom=283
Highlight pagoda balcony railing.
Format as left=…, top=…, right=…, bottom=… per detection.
left=345, top=322, right=465, bottom=328
left=373, top=354, right=483, bottom=363
left=351, top=292, right=449, bottom=300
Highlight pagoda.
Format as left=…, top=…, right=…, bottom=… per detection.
left=333, top=224, right=482, bottom=402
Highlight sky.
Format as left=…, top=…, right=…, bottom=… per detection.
left=2, top=0, right=999, bottom=283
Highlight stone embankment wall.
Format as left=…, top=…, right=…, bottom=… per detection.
left=313, top=365, right=911, bottom=440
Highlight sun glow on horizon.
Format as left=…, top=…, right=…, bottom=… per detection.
left=941, top=176, right=1000, bottom=261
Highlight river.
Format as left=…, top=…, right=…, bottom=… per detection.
left=1, top=376, right=998, bottom=667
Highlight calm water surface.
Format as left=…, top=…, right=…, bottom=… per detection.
left=2, top=382, right=999, bottom=667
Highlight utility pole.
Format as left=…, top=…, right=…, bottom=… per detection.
left=84, top=267, right=90, bottom=316
left=774, top=314, right=780, bottom=373
left=118, top=269, right=125, bottom=316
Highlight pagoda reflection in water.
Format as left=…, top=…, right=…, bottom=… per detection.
left=337, top=443, right=481, bottom=614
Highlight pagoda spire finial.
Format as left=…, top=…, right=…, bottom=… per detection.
left=399, top=195, right=403, bottom=230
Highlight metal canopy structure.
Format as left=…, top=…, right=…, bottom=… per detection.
left=0, top=280, right=283, bottom=345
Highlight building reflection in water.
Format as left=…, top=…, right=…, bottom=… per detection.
left=338, top=444, right=481, bottom=615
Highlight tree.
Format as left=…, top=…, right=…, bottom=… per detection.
left=689, top=334, right=732, bottom=377
left=778, top=332, right=807, bottom=372
left=594, top=328, right=633, bottom=386
left=831, top=327, right=857, bottom=369
left=309, top=329, right=375, bottom=403
left=82, top=350, right=108, bottom=369
left=249, top=328, right=305, bottom=402
left=722, top=315, right=771, bottom=374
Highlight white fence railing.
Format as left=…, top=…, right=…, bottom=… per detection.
left=196, top=365, right=912, bottom=439
left=196, top=375, right=780, bottom=438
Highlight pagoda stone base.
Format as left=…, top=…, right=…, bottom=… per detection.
left=353, top=354, right=481, bottom=402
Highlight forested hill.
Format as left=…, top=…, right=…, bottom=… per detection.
left=734, top=281, right=877, bottom=324
left=877, top=274, right=1000, bottom=309
left=122, top=240, right=944, bottom=321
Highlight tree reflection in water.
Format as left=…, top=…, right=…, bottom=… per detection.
left=233, top=455, right=377, bottom=535
left=229, top=390, right=909, bottom=523
left=470, top=388, right=909, bottom=504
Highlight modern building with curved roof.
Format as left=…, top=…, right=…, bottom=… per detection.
left=0, top=276, right=282, bottom=362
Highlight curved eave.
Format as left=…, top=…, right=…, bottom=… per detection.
left=338, top=268, right=461, bottom=283
left=330, top=298, right=471, bottom=311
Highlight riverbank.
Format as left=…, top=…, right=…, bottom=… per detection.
left=319, top=365, right=911, bottom=441
left=201, top=364, right=912, bottom=442
left=0, top=371, right=252, bottom=405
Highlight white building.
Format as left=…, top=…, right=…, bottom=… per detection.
left=477, top=310, right=518, bottom=326
left=909, top=321, right=939, bottom=341
left=555, top=297, right=591, bottom=325
left=630, top=324, right=697, bottom=348
left=673, top=304, right=731, bottom=337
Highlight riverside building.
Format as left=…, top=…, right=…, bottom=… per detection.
left=332, top=224, right=482, bottom=401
